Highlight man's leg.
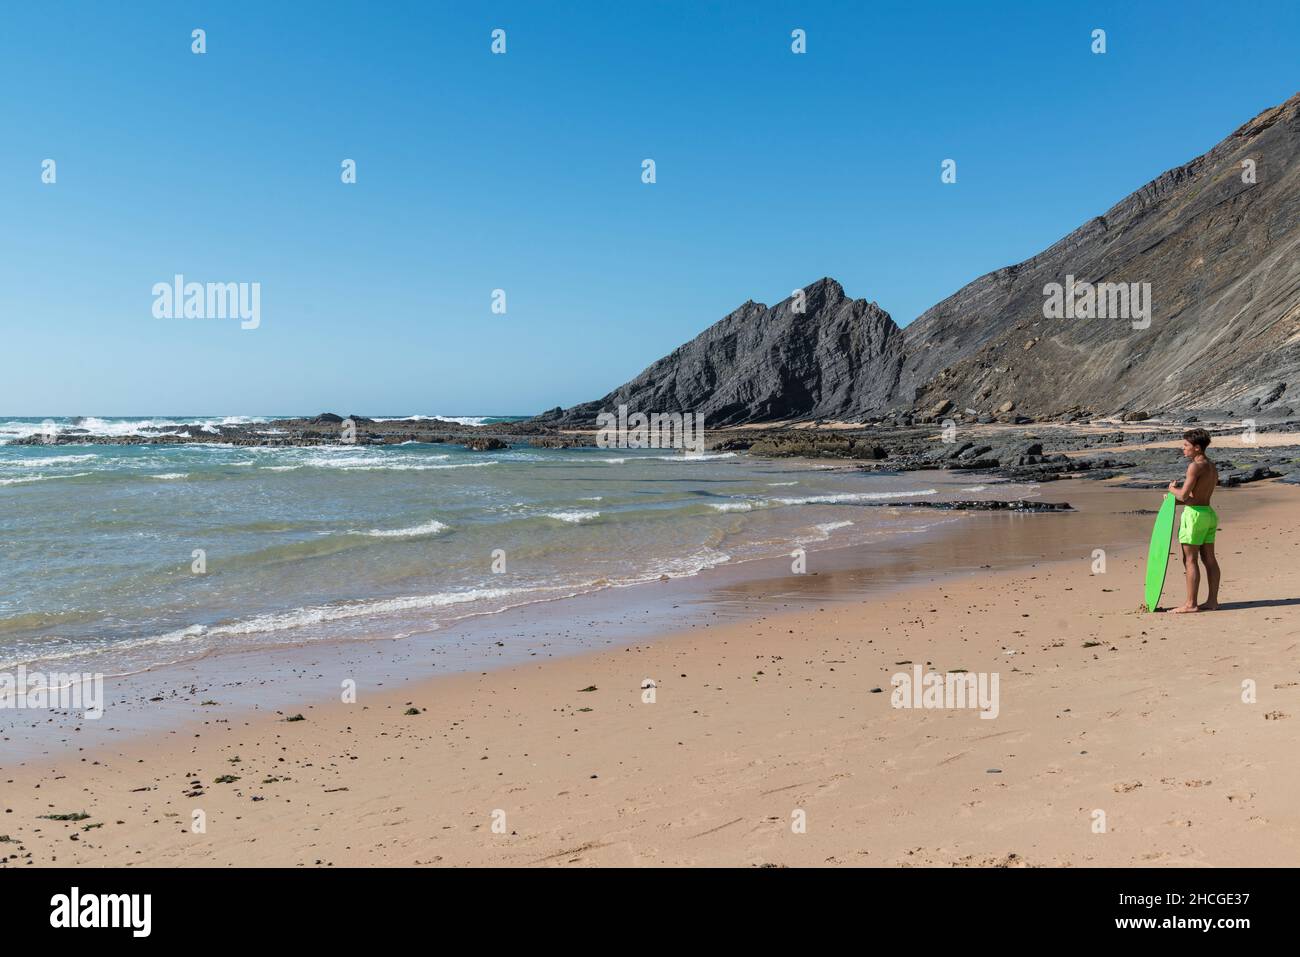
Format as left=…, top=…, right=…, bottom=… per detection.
left=1170, top=543, right=1200, bottom=612
left=1201, top=542, right=1220, bottom=610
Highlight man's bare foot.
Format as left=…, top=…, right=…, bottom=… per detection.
left=1167, top=603, right=1200, bottom=613
left=1200, top=601, right=1219, bottom=611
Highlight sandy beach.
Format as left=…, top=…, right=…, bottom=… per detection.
left=3, top=475, right=1297, bottom=868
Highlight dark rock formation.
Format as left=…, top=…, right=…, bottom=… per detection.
left=746, top=434, right=887, bottom=459
left=542, top=92, right=1299, bottom=425
left=905, top=91, right=1300, bottom=418
left=1221, top=465, right=1283, bottom=486
left=851, top=499, right=1073, bottom=512
left=540, top=277, right=906, bottom=427
left=462, top=436, right=509, bottom=452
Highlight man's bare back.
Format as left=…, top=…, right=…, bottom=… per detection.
left=1182, top=456, right=1218, bottom=505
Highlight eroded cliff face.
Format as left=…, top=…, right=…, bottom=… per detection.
left=545, top=278, right=907, bottom=427
left=904, top=91, right=1300, bottom=419
left=545, top=92, right=1300, bottom=427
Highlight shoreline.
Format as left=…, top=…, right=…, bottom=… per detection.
left=1, top=455, right=1143, bottom=761
left=3, top=478, right=1297, bottom=866
left=0, top=467, right=1014, bottom=758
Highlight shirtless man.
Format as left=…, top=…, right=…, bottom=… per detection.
left=1166, top=428, right=1220, bottom=613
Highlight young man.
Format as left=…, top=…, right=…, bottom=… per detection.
left=1166, top=428, right=1220, bottom=613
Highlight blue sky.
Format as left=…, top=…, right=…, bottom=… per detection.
left=2, top=0, right=1296, bottom=416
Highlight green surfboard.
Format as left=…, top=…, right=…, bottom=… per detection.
left=1144, top=493, right=1178, bottom=612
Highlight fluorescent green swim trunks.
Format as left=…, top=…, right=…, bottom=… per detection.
left=1178, top=505, right=1218, bottom=545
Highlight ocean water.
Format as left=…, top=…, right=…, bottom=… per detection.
left=0, top=414, right=522, bottom=444
left=0, top=417, right=1035, bottom=676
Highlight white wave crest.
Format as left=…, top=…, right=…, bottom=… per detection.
left=651, top=452, right=736, bottom=462
left=0, top=454, right=99, bottom=468
left=260, top=453, right=474, bottom=472
left=635, top=548, right=732, bottom=581
left=117, top=587, right=542, bottom=651
left=710, top=501, right=755, bottom=512
left=0, top=472, right=92, bottom=486
left=370, top=414, right=491, bottom=426
left=815, top=520, right=854, bottom=533
left=772, top=489, right=937, bottom=505
left=544, top=510, right=600, bottom=523
left=355, top=519, right=449, bottom=538
left=0, top=416, right=270, bottom=440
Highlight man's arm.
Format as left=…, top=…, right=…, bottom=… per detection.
left=1169, top=461, right=1201, bottom=503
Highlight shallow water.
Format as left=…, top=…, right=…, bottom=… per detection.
left=0, top=421, right=1039, bottom=675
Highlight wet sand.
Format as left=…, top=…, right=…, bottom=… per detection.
left=2, top=479, right=1297, bottom=867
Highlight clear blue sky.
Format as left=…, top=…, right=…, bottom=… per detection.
left=2, top=0, right=1296, bottom=416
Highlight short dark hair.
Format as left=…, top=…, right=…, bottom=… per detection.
left=1183, top=428, right=1211, bottom=451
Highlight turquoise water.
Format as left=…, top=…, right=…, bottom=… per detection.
left=0, top=417, right=1029, bottom=675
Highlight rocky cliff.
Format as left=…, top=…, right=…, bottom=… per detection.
left=544, top=91, right=1299, bottom=426
left=904, top=91, right=1300, bottom=419
left=540, top=278, right=907, bottom=427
